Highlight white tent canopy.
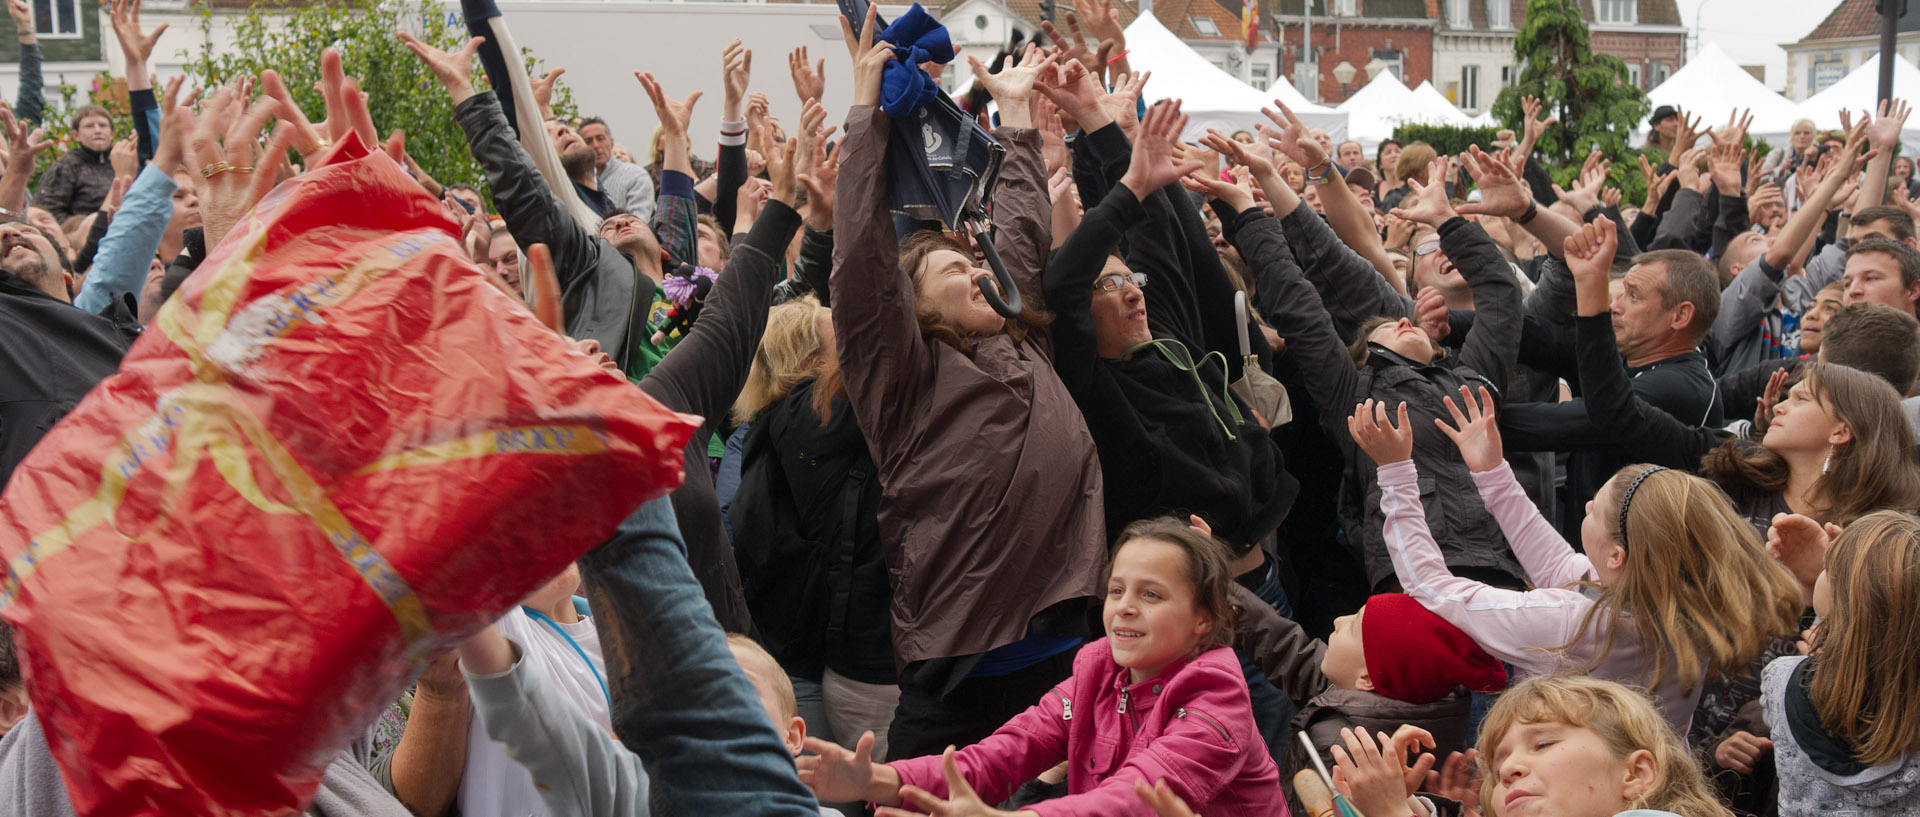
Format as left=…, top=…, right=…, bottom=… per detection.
left=1791, top=52, right=1920, bottom=156
left=1645, top=42, right=1800, bottom=142
left=1120, top=13, right=1347, bottom=142
left=1336, top=73, right=1474, bottom=150
left=1410, top=81, right=1476, bottom=127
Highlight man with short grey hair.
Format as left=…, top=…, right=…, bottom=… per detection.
left=580, top=116, right=656, bottom=224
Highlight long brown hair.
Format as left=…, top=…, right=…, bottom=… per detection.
left=1566, top=465, right=1803, bottom=692
left=1107, top=518, right=1238, bottom=650
left=1807, top=510, right=1920, bottom=767
left=898, top=230, right=1051, bottom=353
left=1476, top=676, right=1733, bottom=817
left=1701, top=363, right=1920, bottom=525
left=730, top=295, right=845, bottom=425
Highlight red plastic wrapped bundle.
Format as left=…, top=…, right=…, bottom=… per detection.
left=0, top=134, right=697, bottom=816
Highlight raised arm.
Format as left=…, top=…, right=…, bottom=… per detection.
left=1345, top=408, right=1585, bottom=672
left=1393, top=155, right=1521, bottom=396
left=640, top=136, right=801, bottom=430
left=1858, top=98, right=1908, bottom=212
left=640, top=72, right=701, bottom=267
left=1432, top=386, right=1595, bottom=588
left=1264, top=101, right=1402, bottom=291
left=1227, top=208, right=1360, bottom=444
left=109, top=0, right=164, bottom=164
left=1457, top=145, right=1580, bottom=262
left=577, top=497, right=824, bottom=817
left=0, top=102, right=50, bottom=217
left=1563, top=215, right=1725, bottom=467
left=8, top=0, right=40, bottom=126
left=711, top=40, right=750, bottom=231
left=966, top=44, right=1057, bottom=320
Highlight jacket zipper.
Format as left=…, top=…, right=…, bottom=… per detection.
left=1119, top=688, right=1138, bottom=732
left=1177, top=708, right=1230, bottom=743
left=1050, top=689, right=1072, bottom=721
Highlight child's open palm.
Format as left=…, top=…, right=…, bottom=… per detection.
left=797, top=732, right=879, bottom=803
left=875, top=747, right=1037, bottom=817
left=1348, top=400, right=1414, bottom=465
left=1437, top=386, right=1504, bottom=473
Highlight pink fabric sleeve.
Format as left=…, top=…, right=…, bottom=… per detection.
left=1470, top=461, right=1596, bottom=588
left=1378, top=459, right=1596, bottom=675
left=888, top=685, right=1071, bottom=806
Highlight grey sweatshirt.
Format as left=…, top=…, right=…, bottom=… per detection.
left=464, top=639, right=653, bottom=817
left=0, top=708, right=410, bottom=817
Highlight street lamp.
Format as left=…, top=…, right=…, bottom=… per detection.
left=1333, top=60, right=1357, bottom=93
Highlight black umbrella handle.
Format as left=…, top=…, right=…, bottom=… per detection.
left=971, top=227, right=1022, bottom=319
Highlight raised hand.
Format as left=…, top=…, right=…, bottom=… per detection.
left=1436, top=385, right=1504, bottom=473
left=796, top=732, right=884, bottom=803
left=1348, top=399, right=1414, bottom=465
left=1100, top=70, right=1149, bottom=138
left=1040, top=15, right=1098, bottom=74
left=529, top=66, right=565, bottom=119
left=1118, top=99, right=1201, bottom=198
left=788, top=45, right=825, bottom=103
left=6, top=0, right=32, bottom=43
left=1748, top=183, right=1785, bottom=229
left=969, top=44, right=1056, bottom=125
left=1388, top=156, right=1458, bottom=228
left=1519, top=94, right=1555, bottom=153
left=0, top=102, right=53, bottom=177
left=186, top=79, right=293, bottom=247
left=764, top=135, right=798, bottom=208
left=1561, top=215, right=1618, bottom=288
left=261, top=49, right=358, bottom=164
left=636, top=73, right=700, bottom=139
left=109, top=134, right=137, bottom=180
left=1713, top=108, right=1755, bottom=149
left=109, top=0, right=166, bottom=89
left=1670, top=107, right=1705, bottom=156
left=1639, top=153, right=1677, bottom=211
left=1035, top=57, right=1106, bottom=130
left=398, top=31, right=482, bottom=103
left=1868, top=98, right=1911, bottom=152
left=1260, top=99, right=1326, bottom=170
left=1181, top=166, right=1254, bottom=213
left=1755, top=365, right=1790, bottom=429
left=1551, top=152, right=1609, bottom=213
left=722, top=39, right=752, bottom=120
left=1456, top=145, right=1530, bottom=219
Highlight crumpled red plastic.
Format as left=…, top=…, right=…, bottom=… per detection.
left=0, top=133, right=697, bottom=816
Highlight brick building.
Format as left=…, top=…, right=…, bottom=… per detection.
left=1425, top=0, right=1685, bottom=114
left=1272, top=0, right=1437, bottom=105
left=1782, top=0, right=1920, bottom=101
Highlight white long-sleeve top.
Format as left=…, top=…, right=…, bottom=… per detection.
left=1377, top=459, right=1701, bottom=735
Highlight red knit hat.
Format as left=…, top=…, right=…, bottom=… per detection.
left=1360, top=593, right=1508, bottom=704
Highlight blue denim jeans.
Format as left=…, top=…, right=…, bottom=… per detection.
left=577, top=496, right=822, bottom=817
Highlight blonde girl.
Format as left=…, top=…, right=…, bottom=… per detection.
left=1347, top=388, right=1803, bottom=733
left=1763, top=510, right=1920, bottom=816
left=1477, top=675, right=1733, bottom=817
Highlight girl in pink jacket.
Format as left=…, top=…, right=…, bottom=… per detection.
left=798, top=517, right=1285, bottom=817
left=1345, top=387, right=1802, bottom=737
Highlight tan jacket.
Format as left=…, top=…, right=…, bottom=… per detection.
left=829, top=106, right=1106, bottom=665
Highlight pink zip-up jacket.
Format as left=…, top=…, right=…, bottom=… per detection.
left=889, top=639, right=1286, bottom=817
left=1377, top=459, right=1701, bottom=735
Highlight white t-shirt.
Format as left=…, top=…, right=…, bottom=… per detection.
left=457, top=606, right=610, bottom=817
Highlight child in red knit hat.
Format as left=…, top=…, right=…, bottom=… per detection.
left=1231, top=586, right=1507, bottom=816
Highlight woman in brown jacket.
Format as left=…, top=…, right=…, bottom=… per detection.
left=828, top=15, right=1106, bottom=759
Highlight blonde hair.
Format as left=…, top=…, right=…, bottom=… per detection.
left=1477, top=676, right=1732, bottom=817
left=1569, top=466, right=1803, bottom=692
left=731, top=295, right=842, bottom=425
left=726, top=633, right=797, bottom=720
left=1394, top=142, right=1437, bottom=185
left=1807, top=510, right=1920, bottom=767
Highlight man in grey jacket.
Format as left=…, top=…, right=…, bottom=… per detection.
left=581, top=117, right=656, bottom=224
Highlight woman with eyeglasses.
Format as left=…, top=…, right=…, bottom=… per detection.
left=1037, top=66, right=1298, bottom=603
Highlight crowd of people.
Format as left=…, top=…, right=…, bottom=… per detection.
left=3, top=0, right=1920, bottom=815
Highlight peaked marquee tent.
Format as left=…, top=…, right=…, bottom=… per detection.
left=1791, top=51, right=1920, bottom=156
left=1120, top=13, right=1347, bottom=141
left=1644, top=42, right=1801, bottom=143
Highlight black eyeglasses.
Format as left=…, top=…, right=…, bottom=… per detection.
left=1094, top=272, right=1149, bottom=292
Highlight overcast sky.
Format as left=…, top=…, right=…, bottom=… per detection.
left=1686, top=0, right=1850, bottom=91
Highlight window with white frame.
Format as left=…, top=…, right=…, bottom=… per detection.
left=1627, top=61, right=1642, bottom=88
left=1500, top=65, right=1518, bottom=87
left=1448, top=0, right=1471, bottom=27
left=1652, top=61, right=1671, bottom=85
left=1595, top=0, right=1635, bottom=24
left=1332, top=0, right=1356, bottom=15
left=1191, top=17, right=1220, bottom=36
left=32, top=0, right=79, bottom=38
left=1374, top=49, right=1404, bottom=80
left=1460, top=65, right=1480, bottom=110
left=1487, top=0, right=1510, bottom=28
left=1252, top=62, right=1271, bottom=89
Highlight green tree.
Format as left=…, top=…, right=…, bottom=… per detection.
left=180, top=0, right=572, bottom=195
left=1490, top=0, right=1648, bottom=165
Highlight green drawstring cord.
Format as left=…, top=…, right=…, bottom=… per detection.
left=1124, top=338, right=1244, bottom=440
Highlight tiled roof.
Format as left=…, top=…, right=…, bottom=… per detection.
left=1793, top=0, right=1920, bottom=43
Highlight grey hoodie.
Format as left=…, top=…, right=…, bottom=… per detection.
left=1764, top=655, right=1920, bottom=817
